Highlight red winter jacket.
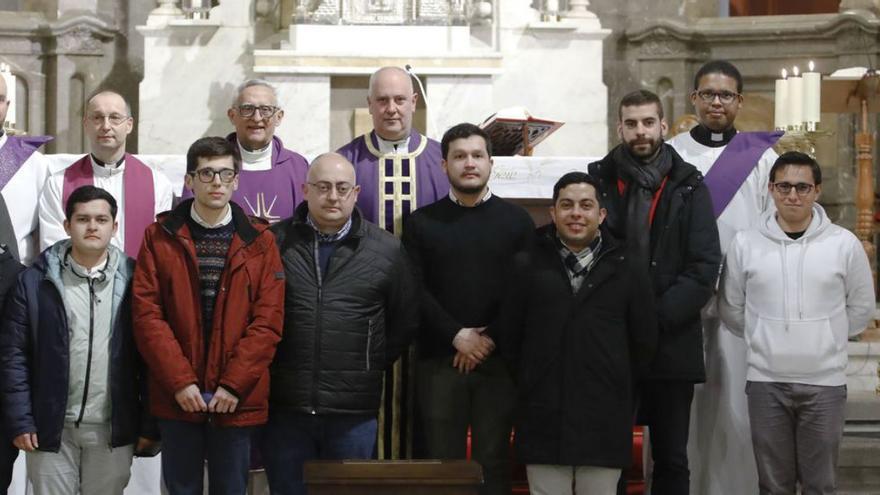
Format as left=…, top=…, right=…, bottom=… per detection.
left=132, top=200, right=284, bottom=427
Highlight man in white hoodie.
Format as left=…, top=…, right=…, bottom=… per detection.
left=719, top=151, right=875, bottom=495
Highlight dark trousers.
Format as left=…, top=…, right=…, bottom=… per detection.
left=0, top=440, right=16, bottom=490
left=637, top=380, right=695, bottom=495
left=158, top=419, right=253, bottom=495
left=263, top=412, right=377, bottom=495
left=417, top=354, right=516, bottom=495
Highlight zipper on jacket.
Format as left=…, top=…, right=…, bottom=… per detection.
left=365, top=320, right=373, bottom=371
left=75, top=278, right=98, bottom=428
left=311, top=238, right=323, bottom=415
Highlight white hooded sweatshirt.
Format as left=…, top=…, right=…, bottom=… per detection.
left=719, top=204, right=875, bottom=386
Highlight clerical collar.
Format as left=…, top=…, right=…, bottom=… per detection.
left=690, top=125, right=737, bottom=148
left=449, top=188, right=492, bottom=207
left=376, top=134, right=410, bottom=155
left=237, top=140, right=272, bottom=171
left=190, top=203, right=232, bottom=229
left=90, top=153, right=125, bottom=169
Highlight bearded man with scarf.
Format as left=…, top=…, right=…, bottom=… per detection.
left=588, top=90, right=721, bottom=495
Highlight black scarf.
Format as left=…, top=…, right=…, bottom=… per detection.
left=612, top=143, right=673, bottom=264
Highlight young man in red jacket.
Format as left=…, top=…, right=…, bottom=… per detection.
left=133, top=136, right=284, bottom=494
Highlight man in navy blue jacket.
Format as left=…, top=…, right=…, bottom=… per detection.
left=0, top=185, right=155, bottom=494
left=0, top=244, right=24, bottom=490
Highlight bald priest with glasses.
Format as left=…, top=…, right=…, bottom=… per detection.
left=39, top=90, right=173, bottom=259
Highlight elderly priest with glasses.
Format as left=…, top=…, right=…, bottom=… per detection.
left=221, top=79, right=308, bottom=222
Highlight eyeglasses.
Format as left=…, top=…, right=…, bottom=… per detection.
left=308, top=181, right=354, bottom=197
left=189, top=167, right=237, bottom=184
left=87, top=113, right=130, bottom=126
left=771, top=182, right=815, bottom=196
left=694, top=90, right=741, bottom=104
left=235, top=104, right=279, bottom=119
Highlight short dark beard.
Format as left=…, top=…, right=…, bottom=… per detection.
left=453, top=184, right=486, bottom=195
left=624, top=138, right=662, bottom=163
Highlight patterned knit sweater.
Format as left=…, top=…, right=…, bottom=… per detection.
left=187, top=218, right=235, bottom=346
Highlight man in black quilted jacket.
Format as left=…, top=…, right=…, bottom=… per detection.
left=264, top=152, right=419, bottom=495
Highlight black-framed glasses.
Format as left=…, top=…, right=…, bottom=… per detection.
left=308, top=181, right=354, bottom=197
left=87, top=113, right=130, bottom=126
left=772, top=182, right=815, bottom=196
left=694, top=90, right=741, bottom=104
left=190, top=168, right=237, bottom=184
left=235, top=104, right=279, bottom=119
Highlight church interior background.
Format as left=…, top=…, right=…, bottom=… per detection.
left=1, top=0, right=879, bottom=493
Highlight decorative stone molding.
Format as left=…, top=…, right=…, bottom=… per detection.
left=840, top=0, right=880, bottom=15
left=834, top=23, right=878, bottom=52
left=45, top=16, right=116, bottom=56
left=624, top=12, right=880, bottom=48
left=626, top=21, right=705, bottom=59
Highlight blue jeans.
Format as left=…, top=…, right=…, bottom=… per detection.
left=263, top=412, right=377, bottom=495
left=158, top=419, right=254, bottom=495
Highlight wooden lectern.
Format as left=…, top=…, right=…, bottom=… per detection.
left=303, top=459, right=483, bottom=495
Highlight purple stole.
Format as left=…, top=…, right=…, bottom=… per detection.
left=0, top=135, right=52, bottom=191
left=703, top=131, right=783, bottom=218
left=338, top=130, right=449, bottom=236
left=62, top=154, right=155, bottom=257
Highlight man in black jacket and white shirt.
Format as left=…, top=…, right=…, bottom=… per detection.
left=265, top=152, right=419, bottom=495
left=588, top=90, right=721, bottom=494
left=500, top=172, right=657, bottom=495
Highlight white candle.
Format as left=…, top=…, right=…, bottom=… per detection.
left=788, top=66, right=803, bottom=128
left=774, top=68, right=789, bottom=131
left=0, top=64, right=15, bottom=127
left=546, top=0, right=559, bottom=13
left=802, top=60, right=821, bottom=125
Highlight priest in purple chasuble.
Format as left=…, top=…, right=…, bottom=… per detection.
left=38, top=90, right=173, bottom=259
left=667, top=60, right=780, bottom=495
left=181, top=79, right=309, bottom=222
left=0, top=134, right=50, bottom=266
left=0, top=75, right=52, bottom=266
left=338, top=66, right=448, bottom=237
left=337, top=67, right=448, bottom=459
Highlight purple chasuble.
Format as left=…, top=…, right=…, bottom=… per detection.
left=338, top=130, right=448, bottom=236
left=0, top=135, right=52, bottom=191
left=703, top=131, right=783, bottom=218
left=62, top=154, right=155, bottom=257
left=183, top=135, right=308, bottom=223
